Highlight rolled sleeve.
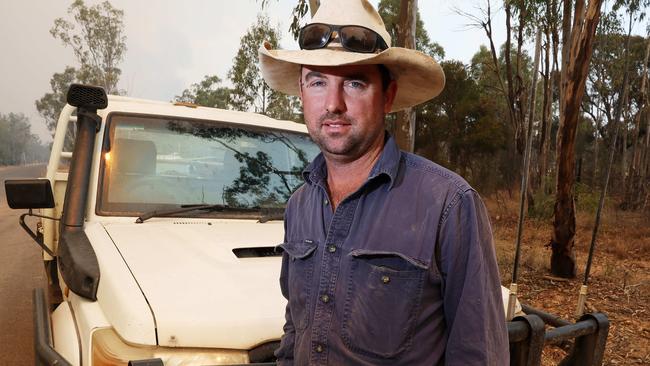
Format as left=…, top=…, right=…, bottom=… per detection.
left=439, top=189, right=509, bottom=365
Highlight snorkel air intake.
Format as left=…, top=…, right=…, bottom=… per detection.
left=58, top=84, right=107, bottom=300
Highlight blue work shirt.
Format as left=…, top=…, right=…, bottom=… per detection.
left=276, top=134, right=509, bottom=365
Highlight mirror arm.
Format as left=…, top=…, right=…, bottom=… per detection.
left=19, top=209, right=60, bottom=258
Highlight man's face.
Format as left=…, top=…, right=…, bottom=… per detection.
left=299, top=64, right=397, bottom=162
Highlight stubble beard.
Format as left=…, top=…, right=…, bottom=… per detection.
left=309, top=112, right=370, bottom=160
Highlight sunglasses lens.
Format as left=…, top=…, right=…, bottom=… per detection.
left=340, top=26, right=379, bottom=53
left=300, top=24, right=332, bottom=50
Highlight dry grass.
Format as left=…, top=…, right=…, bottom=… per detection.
left=484, top=192, right=650, bottom=365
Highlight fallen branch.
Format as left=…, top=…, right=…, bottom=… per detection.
left=543, top=275, right=571, bottom=282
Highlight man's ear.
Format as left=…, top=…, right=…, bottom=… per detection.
left=383, top=80, right=398, bottom=113
left=298, top=66, right=304, bottom=100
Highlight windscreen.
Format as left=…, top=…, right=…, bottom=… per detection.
left=97, top=114, right=320, bottom=217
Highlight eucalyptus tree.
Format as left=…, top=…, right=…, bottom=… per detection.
left=228, top=14, right=301, bottom=122
left=36, top=0, right=126, bottom=149
left=50, top=0, right=127, bottom=93
left=551, top=0, right=604, bottom=278
left=378, top=0, right=444, bottom=152
left=174, top=75, right=231, bottom=109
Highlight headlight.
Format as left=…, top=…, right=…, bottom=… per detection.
left=92, top=328, right=250, bottom=366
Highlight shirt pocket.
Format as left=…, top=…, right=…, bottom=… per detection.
left=279, top=239, right=319, bottom=331
left=341, top=249, right=427, bottom=359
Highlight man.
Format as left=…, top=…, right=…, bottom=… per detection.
left=259, top=0, right=509, bottom=364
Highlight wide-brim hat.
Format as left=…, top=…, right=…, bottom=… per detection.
left=259, top=0, right=445, bottom=113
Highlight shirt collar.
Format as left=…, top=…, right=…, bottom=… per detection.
left=302, top=132, right=401, bottom=190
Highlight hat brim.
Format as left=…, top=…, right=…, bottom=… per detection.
left=259, top=43, right=445, bottom=113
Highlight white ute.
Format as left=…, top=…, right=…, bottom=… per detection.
left=5, top=84, right=319, bottom=366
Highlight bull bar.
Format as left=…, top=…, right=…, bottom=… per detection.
left=33, top=288, right=609, bottom=366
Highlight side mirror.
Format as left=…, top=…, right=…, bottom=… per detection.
left=5, top=179, right=55, bottom=209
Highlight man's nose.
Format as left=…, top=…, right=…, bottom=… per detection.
left=325, top=83, right=347, bottom=114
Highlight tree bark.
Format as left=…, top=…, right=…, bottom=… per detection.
left=551, top=0, right=603, bottom=278
left=393, top=0, right=417, bottom=152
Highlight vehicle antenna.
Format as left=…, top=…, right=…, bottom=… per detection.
left=576, top=38, right=649, bottom=317
left=576, top=106, right=620, bottom=318
left=507, top=31, right=542, bottom=321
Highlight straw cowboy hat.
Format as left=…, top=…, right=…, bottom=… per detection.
left=259, top=0, right=445, bottom=112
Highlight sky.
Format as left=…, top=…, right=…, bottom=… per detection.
left=0, top=0, right=516, bottom=143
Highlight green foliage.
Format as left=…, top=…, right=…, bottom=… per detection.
left=288, top=0, right=311, bottom=40
left=35, top=66, right=76, bottom=136
left=50, top=0, right=127, bottom=93
left=228, top=14, right=301, bottom=122
left=415, top=60, right=507, bottom=192
left=377, top=0, right=445, bottom=58
left=174, top=75, right=231, bottom=109
left=574, top=182, right=603, bottom=213
left=613, top=0, right=650, bottom=20
left=588, top=31, right=647, bottom=124
left=258, top=0, right=311, bottom=40
left=0, top=113, right=50, bottom=166
left=528, top=181, right=604, bottom=220
left=528, top=185, right=556, bottom=219
left=37, top=0, right=127, bottom=149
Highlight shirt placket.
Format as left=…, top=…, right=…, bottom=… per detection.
left=309, top=186, right=359, bottom=365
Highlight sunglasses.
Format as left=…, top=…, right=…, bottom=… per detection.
left=298, top=23, right=389, bottom=54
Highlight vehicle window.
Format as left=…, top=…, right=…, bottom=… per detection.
left=97, top=114, right=320, bottom=217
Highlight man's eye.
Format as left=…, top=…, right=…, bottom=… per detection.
left=308, top=80, right=326, bottom=88
left=345, top=80, right=365, bottom=89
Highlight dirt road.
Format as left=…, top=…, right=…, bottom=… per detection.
left=0, top=164, right=47, bottom=365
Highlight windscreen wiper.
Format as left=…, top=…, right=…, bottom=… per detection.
left=136, top=204, right=229, bottom=223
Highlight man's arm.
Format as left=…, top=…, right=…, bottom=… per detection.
left=439, top=189, right=509, bottom=365
left=274, top=247, right=295, bottom=365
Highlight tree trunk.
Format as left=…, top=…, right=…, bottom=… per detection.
left=559, top=0, right=572, bottom=122
left=393, top=0, right=417, bottom=152
left=504, top=3, right=526, bottom=156
left=623, top=36, right=650, bottom=209
left=593, top=107, right=601, bottom=186
left=539, top=8, right=553, bottom=194
left=525, top=31, right=542, bottom=211
left=642, top=106, right=650, bottom=209
left=621, top=111, right=628, bottom=190
left=618, top=13, right=636, bottom=194
left=516, top=0, right=528, bottom=156
left=551, top=0, right=603, bottom=278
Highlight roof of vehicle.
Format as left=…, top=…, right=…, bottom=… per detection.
left=98, top=95, right=308, bottom=133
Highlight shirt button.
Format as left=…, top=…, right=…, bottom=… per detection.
left=381, top=275, right=391, bottom=284
left=316, top=344, right=324, bottom=353
left=324, top=199, right=329, bottom=205
left=320, top=294, right=330, bottom=303
left=327, top=245, right=337, bottom=253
